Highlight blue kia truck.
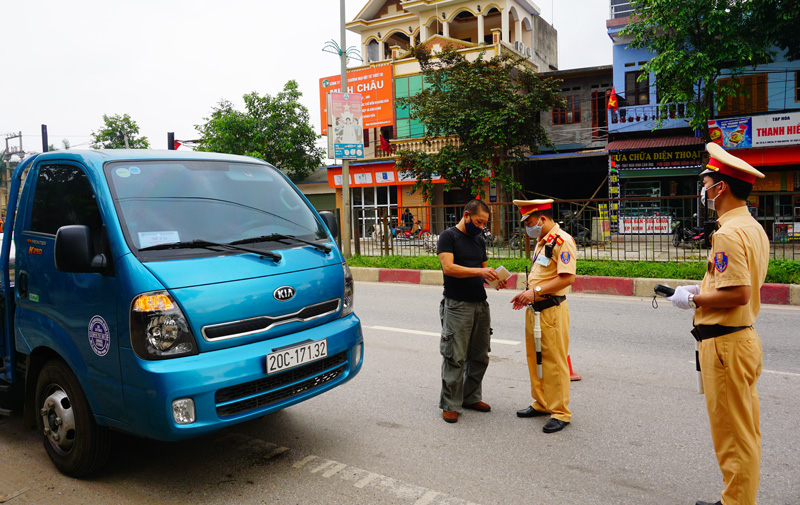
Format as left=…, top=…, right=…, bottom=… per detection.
left=0, top=150, right=363, bottom=476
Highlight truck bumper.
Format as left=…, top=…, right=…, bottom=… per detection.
left=117, top=315, right=363, bottom=441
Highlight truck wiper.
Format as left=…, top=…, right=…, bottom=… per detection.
left=138, top=239, right=281, bottom=261
left=231, top=233, right=331, bottom=254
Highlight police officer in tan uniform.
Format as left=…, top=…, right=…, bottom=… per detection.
left=510, top=199, right=577, bottom=433
left=667, top=143, right=769, bottom=505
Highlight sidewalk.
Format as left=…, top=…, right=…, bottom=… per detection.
left=350, top=267, right=800, bottom=306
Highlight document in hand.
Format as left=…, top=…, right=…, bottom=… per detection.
left=487, top=265, right=511, bottom=289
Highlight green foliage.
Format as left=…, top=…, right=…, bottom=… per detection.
left=91, top=113, right=150, bottom=149
left=346, top=256, right=799, bottom=284
left=195, top=80, right=323, bottom=181
left=751, top=0, right=800, bottom=61
left=396, top=45, right=565, bottom=201
left=620, top=0, right=777, bottom=139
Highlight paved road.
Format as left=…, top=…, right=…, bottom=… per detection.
left=1, top=282, right=798, bottom=505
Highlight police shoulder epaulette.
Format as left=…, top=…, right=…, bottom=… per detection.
left=556, top=236, right=564, bottom=245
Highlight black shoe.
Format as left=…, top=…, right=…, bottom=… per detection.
left=516, top=406, right=548, bottom=417
left=543, top=418, right=569, bottom=433
left=695, top=501, right=722, bottom=505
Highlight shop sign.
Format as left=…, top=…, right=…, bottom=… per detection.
left=619, top=216, right=672, bottom=234
left=611, top=148, right=702, bottom=165
left=708, top=111, right=800, bottom=149
left=320, top=66, right=394, bottom=134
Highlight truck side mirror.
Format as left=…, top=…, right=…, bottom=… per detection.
left=319, top=211, right=339, bottom=240
left=55, top=225, right=108, bottom=273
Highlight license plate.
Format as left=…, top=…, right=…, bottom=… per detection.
left=267, top=339, right=328, bottom=374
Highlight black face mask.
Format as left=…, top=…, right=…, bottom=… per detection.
left=464, top=214, right=483, bottom=237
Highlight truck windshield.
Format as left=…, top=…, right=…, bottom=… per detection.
left=105, top=160, right=328, bottom=255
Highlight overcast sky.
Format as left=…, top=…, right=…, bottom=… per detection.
left=1, top=0, right=611, bottom=156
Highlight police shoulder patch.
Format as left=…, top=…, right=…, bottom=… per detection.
left=714, top=252, right=728, bottom=273
left=560, top=251, right=571, bottom=264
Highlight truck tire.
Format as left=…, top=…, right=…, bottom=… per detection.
left=35, top=360, right=111, bottom=477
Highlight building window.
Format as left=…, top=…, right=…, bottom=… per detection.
left=625, top=70, right=650, bottom=106
left=552, top=95, right=581, bottom=124
left=367, top=40, right=380, bottom=63
left=796, top=71, right=799, bottom=102
left=717, top=73, right=768, bottom=115
left=395, top=75, right=427, bottom=139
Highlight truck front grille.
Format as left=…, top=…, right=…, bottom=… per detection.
left=215, top=352, right=348, bottom=417
left=202, top=299, right=340, bottom=341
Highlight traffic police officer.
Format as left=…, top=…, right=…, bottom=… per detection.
left=510, top=199, right=577, bottom=433
left=667, top=143, right=769, bottom=505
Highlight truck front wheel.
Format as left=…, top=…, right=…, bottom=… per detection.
left=35, top=360, right=111, bottom=477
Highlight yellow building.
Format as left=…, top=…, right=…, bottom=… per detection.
left=324, top=0, right=558, bottom=237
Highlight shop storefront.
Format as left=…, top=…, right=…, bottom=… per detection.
left=710, top=112, right=800, bottom=240
left=606, top=138, right=705, bottom=233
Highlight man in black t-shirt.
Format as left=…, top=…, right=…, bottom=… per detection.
left=436, top=199, right=504, bottom=423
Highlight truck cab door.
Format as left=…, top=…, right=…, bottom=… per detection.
left=15, top=162, right=124, bottom=421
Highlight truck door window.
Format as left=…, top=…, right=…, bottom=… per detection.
left=30, top=164, right=104, bottom=248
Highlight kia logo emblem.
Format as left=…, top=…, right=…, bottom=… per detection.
left=273, top=286, right=296, bottom=301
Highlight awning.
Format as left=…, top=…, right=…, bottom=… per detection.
left=729, top=145, right=800, bottom=167
left=527, top=150, right=608, bottom=161
left=606, top=136, right=704, bottom=152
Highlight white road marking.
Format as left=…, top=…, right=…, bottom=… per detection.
left=264, top=446, right=289, bottom=460
left=292, top=455, right=317, bottom=468
left=322, top=462, right=348, bottom=478
left=414, top=490, right=441, bottom=505
left=367, top=325, right=520, bottom=345
left=354, top=472, right=380, bottom=488
left=688, top=362, right=799, bottom=377
left=763, top=368, right=800, bottom=377
left=310, top=459, right=338, bottom=473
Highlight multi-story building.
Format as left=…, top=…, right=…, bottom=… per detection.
left=605, top=0, right=800, bottom=240
left=321, top=0, right=558, bottom=236
left=524, top=65, right=613, bottom=201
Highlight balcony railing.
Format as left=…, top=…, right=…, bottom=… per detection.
left=607, top=102, right=691, bottom=131
left=375, top=135, right=462, bottom=159
left=610, top=0, right=634, bottom=19
left=548, top=125, right=609, bottom=145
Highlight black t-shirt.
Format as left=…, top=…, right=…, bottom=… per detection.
left=437, top=226, right=488, bottom=302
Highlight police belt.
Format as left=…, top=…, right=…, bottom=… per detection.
left=690, top=324, right=751, bottom=342
left=531, top=295, right=566, bottom=312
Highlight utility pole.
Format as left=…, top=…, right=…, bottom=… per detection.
left=339, top=0, right=352, bottom=259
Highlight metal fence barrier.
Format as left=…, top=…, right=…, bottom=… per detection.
left=326, top=195, right=800, bottom=262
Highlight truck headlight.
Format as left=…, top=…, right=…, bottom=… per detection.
left=342, top=263, right=354, bottom=316
left=130, top=291, right=199, bottom=360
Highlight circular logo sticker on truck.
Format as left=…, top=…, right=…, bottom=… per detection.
left=88, top=315, right=110, bottom=356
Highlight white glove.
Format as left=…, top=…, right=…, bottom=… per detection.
left=684, top=284, right=701, bottom=295
left=667, top=285, right=699, bottom=310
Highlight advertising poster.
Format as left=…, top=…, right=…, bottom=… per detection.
left=327, top=92, right=364, bottom=160
left=319, top=66, right=393, bottom=134
left=707, top=117, right=752, bottom=148
left=708, top=112, right=800, bottom=148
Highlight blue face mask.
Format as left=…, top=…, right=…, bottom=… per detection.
left=464, top=214, right=483, bottom=237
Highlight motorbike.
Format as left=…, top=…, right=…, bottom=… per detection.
left=672, top=215, right=713, bottom=248
left=559, top=210, right=592, bottom=247
left=394, top=220, right=431, bottom=241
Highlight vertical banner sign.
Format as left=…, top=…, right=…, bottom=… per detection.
left=327, top=92, right=364, bottom=160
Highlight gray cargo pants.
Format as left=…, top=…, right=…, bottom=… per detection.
left=439, top=297, right=491, bottom=412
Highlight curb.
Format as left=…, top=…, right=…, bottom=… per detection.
left=350, top=267, right=799, bottom=306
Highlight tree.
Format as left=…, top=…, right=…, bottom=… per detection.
left=91, top=113, right=150, bottom=149
left=396, top=45, right=564, bottom=201
left=621, top=0, right=790, bottom=140
left=195, top=80, right=323, bottom=181
left=752, top=0, right=800, bottom=61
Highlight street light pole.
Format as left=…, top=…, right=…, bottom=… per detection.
left=339, top=0, right=352, bottom=259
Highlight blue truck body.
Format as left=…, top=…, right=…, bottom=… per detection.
left=0, top=150, right=362, bottom=475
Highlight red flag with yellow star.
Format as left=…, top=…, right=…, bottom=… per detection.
left=607, top=87, right=619, bottom=112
